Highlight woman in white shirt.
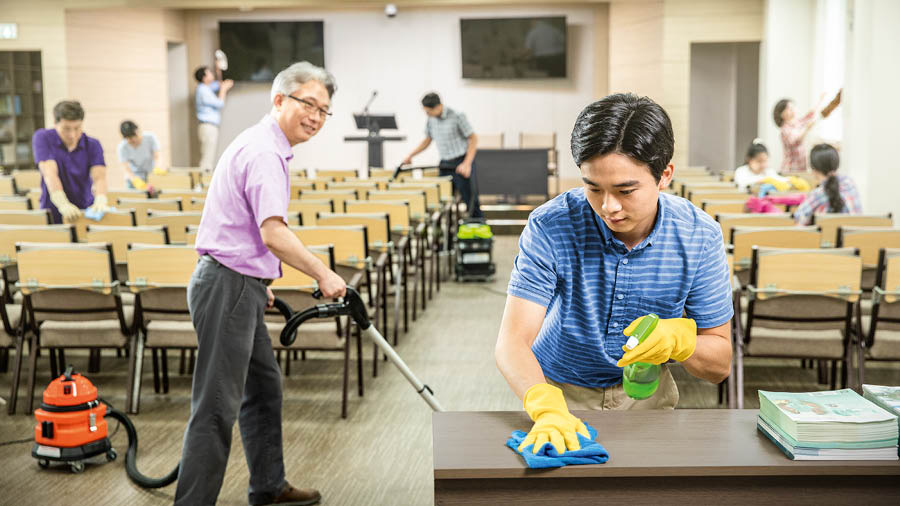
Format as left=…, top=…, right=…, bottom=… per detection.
left=733, top=140, right=790, bottom=192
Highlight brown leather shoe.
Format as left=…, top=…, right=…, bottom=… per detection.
left=267, top=483, right=321, bottom=506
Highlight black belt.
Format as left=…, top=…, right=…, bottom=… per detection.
left=202, top=254, right=273, bottom=286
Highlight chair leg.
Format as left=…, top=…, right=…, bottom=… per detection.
left=356, top=327, right=364, bottom=397
left=285, top=349, right=291, bottom=377
left=128, top=332, right=145, bottom=414
left=87, top=349, right=99, bottom=373
left=857, top=339, right=866, bottom=387
left=0, top=348, right=8, bottom=373
left=161, top=348, right=170, bottom=394
left=25, top=338, right=39, bottom=414
left=736, top=346, right=744, bottom=409
left=294, top=350, right=299, bottom=360
left=188, top=349, right=195, bottom=374
left=829, top=360, right=837, bottom=390
left=58, top=349, right=66, bottom=373
left=49, top=347, right=58, bottom=380
left=151, top=348, right=160, bottom=394
left=341, top=325, right=351, bottom=419
left=7, top=334, right=25, bottom=415
left=717, top=381, right=724, bottom=405
left=372, top=340, right=378, bottom=378
left=179, top=349, right=186, bottom=375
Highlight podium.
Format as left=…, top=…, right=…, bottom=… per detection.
left=345, top=113, right=405, bottom=168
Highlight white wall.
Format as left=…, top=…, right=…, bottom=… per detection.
left=185, top=5, right=601, bottom=179
left=758, top=0, right=816, bottom=168
left=842, top=0, right=900, bottom=217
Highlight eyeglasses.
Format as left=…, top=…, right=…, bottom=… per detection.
left=286, top=95, right=333, bottom=119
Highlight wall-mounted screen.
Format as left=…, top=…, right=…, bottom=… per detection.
left=218, top=21, right=325, bottom=82
left=460, top=16, right=567, bottom=79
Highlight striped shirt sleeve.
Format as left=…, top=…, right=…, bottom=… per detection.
left=456, top=112, right=474, bottom=138
left=683, top=228, right=734, bottom=329
left=508, top=216, right=557, bottom=308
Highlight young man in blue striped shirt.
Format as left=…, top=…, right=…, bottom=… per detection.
left=496, top=93, right=733, bottom=455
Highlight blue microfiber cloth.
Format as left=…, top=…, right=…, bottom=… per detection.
left=84, top=206, right=115, bottom=221
left=757, top=183, right=776, bottom=197
left=506, top=423, right=609, bottom=468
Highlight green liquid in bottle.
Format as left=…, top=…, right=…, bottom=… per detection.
left=622, top=314, right=661, bottom=400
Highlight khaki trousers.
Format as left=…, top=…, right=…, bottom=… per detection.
left=198, top=122, right=219, bottom=172
left=547, top=365, right=680, bottom=411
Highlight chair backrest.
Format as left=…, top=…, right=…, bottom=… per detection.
left=687, top=190, right=748, bottom=207
left=272, top=244, right=333, bottom=291
left=716, top=213, right=794, bottom=244
left=298, top=190, right=356, bottom=211
left=86, top=225, right=169, bottom=263
left=750, top=247, right=861, bottom=303
left=679, top=181, right=735, bottom=197
left=186, top=197, right=205, bottom=211
left=157, top=190, right=206, bottom=206
left=72, top=209, right=136, bottom=242
left=367, top=190, right=427, bottom=220
left=289, top=169, right=307, bottom=179
left=326, top=181, right=377, bottom=199
left=0, top=225, right=75, bottom=266
left=316, top=212, right=391, bottom=248
left=731, top=226, right=821, bottom=270
left=875, top=248, right=900, bottom=305
left=117, top=197, right=182, bottom=225
left=289, top=179, right=316, bottom=199
left=17, top=241, right=125, bottom=324
left=671, top=177, right=720, bottom=195
left=0, top=196, right=32, bottom=210
left=292, top=225, right=368, bottom=269
left=813, top=213, right=894, bottom=247
left=185, top=225, right=199, bottom=246
left=414, top=176, right=453, bottom=201
left=314, top=169, right=359, bottom=182
left=127, top=243, right=198, bottom=289
left=344, top=200, right=410, bottom=233
left=837, top=227, right=900, bottom=267
left=719, top=169, right=735, bottom=182
left=0, top=176, right=18, bottom=196
left=701, top=200, right=746, bottom=216
left=17, top=241, right=115, bottom=294
left=479, top=133, right=504, bottom=148
left=387, top=182, right=440, bottom=210
left=367, top=168, right=395, bottom=179
left=519, top=132, right=555, bottom=149
left=26, top=188, right=42, bottom=210
left=345, top=176, right=391, bottom=190
left=148, top=172, right=194, bottom=190
left=146, top=210, right=202, bottom=243
left=107, top=189, right=150, bottom=202
left=288, top=199, right=333, bottom=226
left=11, top=169, right=41, bottom=190
left=0, top=209, right=50, bottom=225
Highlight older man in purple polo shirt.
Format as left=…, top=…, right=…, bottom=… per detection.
left=32, top=100, right=110, bottom=224
left=175, top=62, right=345, bottom=506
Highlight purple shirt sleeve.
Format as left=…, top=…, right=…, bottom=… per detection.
left=32, top=129, right=54, bottom=163
left=86, top=137, right=106, bottom=167
left=244, top=153, right=289, bottom=228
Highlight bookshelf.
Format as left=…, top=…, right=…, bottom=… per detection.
left=0, top=51, right=44, bottom=174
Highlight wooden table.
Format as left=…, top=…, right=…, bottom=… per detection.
left=433, top=410, right=900, bottom=505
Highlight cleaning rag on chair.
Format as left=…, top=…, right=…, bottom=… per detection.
left=506, top=423, right=609, bottom=469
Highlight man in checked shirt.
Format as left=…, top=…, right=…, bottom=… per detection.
left=403, top=92, right=482, bottom=217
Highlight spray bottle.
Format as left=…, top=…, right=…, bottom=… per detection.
left=622, top=314, right=660, bottom=400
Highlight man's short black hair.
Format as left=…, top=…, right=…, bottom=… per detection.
left=421, top=92, right=441, bottom=108
left=194, top=66, right=209, bottom=83
left=570, top=93, right=674, bottom=182
left=120, top=120, right=138, bottom=138
left=53, top=100, right=85, bottom=123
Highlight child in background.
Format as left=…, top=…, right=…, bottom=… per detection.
left=733, top=140, right=789, bottom=192
left=793, top=143, right=862, bottom=225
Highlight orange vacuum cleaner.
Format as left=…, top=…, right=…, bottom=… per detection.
left=32, top=365, right=117, bottom=473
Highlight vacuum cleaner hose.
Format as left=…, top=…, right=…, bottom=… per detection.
left=104, top=406, right=179, bottom=488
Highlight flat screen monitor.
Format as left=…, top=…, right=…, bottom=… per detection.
left=218, top=21, right=325, bottom=82
left=460, top=16, right=567, bottom=79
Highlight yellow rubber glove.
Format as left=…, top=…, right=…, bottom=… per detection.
left=88, top=194, right=109, bottom=214
left=49, top=190, right=82, bottom=222
left=617, top=316, right=698, bottom=368
left=788, top=176, right=810, bottom=192
left=152, top=166, right=167, bottom=175
left=518, top=383, right=590, bottom=455
left=760, top=177, right=790, bottom=192
left=130, top=176, right=148, bottom=190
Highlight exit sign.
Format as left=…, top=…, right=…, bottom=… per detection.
left=0, top=24, right=18, bottom=40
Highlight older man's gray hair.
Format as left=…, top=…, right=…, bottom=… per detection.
left=270, top=61, right=337, bottom=101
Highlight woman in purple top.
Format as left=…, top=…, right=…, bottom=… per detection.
left=32, top=100, right=110, bottom=224
left=174, top=62, right=345, bottom=506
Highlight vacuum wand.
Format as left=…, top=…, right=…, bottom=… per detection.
left=277, top=288, right=444, bottom=412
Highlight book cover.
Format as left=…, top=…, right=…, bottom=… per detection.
left=757, top=417, right=899, bottom=461
left=759, top=389, right=897, bottom=424
left=863, top=385, right=900, bottom=416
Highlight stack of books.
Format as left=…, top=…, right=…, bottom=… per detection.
left=757, top=389, right=899, bottom=460
left=863, top=384, right=900, bottom=434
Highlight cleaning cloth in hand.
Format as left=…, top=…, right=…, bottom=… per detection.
left=84, top=206, right=115, bottom=222
left=506, top=422, right=609, bottom=468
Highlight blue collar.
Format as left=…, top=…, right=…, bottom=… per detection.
left=594, top=194, right=665, bottom=251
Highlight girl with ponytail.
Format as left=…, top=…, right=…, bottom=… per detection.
left=793, top=143, right=862, bottom=225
